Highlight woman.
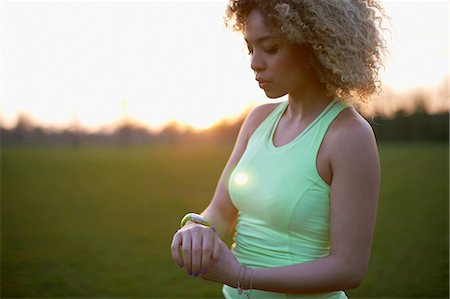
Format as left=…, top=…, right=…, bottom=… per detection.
left=171, top=0, right=387, bottom=298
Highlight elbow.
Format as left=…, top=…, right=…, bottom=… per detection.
left=333, top=255, right=368, bottom=290
left=343, top=267, right=366, bottom=290
left=333, top=257, right=367, bottom=290
left=346, top=273, right=363, bottom=289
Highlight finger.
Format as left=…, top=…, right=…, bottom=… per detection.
left=191, top=233, right=202, bottom=277
left=170, top=232, right=184, bottom=268
left=181, top=233, right=192, bottom=275
left=200, top=232, right=213, bottom=275
left=212, top=234, right=221, bottom=261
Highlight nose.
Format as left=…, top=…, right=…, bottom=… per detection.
left=250, top=51, right=265, bottom=72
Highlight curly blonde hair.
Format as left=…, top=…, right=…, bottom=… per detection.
left=225, top=0, right=389, bottom=101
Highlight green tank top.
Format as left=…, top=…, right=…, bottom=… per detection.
left=223, top=98, right=351, bottom=299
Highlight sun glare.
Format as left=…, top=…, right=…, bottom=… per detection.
left=235, top=172, right=249, bottom=186
left=381, top=1, right=449, bottom=92
left=178, top=112, right=223, bottom=131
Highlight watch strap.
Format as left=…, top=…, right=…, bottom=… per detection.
left=180, top=213, right=211, bottom=228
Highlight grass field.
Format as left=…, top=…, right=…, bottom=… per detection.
left=1, top=142, right=448, bottom=298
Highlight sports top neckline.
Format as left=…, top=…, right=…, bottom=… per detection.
left=268, top=98, right=339, bottom=151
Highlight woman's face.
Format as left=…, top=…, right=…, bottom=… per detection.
left=244, top=9, right=310, bottom=99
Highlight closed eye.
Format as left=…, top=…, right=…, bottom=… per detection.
left=265, top=45, right=278, bottom=54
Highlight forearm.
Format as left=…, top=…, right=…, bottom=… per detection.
left=200, top=176, right=238, bottom=240
left=240, top=255, right=362, bottom=294
left=200, top=206, right=236, bottom=240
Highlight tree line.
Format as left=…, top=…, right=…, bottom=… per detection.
left=1, top=106, right=447, bottom=147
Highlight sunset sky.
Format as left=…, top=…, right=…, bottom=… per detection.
left=1, top=0, right=448, bottom=132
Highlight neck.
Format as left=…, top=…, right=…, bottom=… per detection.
left=285, top=85, right=333, bottom=122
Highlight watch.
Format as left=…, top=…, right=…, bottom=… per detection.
left=180, top=213, right=211, bottom=228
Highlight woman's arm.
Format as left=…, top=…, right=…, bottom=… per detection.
left=202, top=114, right=381, bottom=294
left=170, top=103, right=280, bottom=277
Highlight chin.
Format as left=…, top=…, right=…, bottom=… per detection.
left=264, top=90, right=288, bottom=99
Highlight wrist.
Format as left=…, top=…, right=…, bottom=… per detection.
left=230, top=264, right=241, bottom=288
left=236, top=265, right=254, bottom=294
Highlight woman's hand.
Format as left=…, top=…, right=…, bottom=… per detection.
left=201, top=241, right=241, bottom=288
left=171, top=222, right=220, bottom=277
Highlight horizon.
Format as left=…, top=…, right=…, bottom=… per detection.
left=4, top=84, right=448, bottom=135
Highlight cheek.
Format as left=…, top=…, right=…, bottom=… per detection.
left=274, top=49, right=304, bottom=75
left=274, top=56, right=305, bottom=86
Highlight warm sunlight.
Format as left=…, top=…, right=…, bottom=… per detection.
left=381, top=1, right=448, bottom=92
left=1, top=1, right=448, bottom=131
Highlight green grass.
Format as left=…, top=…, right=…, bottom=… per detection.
left=347, top=142, right=449, bottom=298
left=1, top=142, right=448, bottom=298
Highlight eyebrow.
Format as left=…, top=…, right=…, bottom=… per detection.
left=244, top=35, right=274, bottom=45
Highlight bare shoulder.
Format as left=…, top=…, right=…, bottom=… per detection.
left=240, top=102, right=281, bottom=140
left=326, top=106, right=379, bottom=169
left=328, top=106, right=377, bottom=146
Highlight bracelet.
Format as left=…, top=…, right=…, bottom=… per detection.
left=180, top=213, right=215, bottom=232
left=237, top=266, right=245, bottom=295
left=247, top=268, right=254, bottom=299
left=237, top=266, right=253, bottom=298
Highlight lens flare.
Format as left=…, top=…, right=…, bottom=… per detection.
left=235, top=172, right=249, bottom=186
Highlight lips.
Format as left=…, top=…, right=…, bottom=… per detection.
left=256, top=77, right=270, bottom=84
left=256, top=77, right=271, bottom=89
left=258, top=82, right=270, bottom=89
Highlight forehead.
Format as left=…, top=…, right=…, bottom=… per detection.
left=243, top=9, right=273, bottom=43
